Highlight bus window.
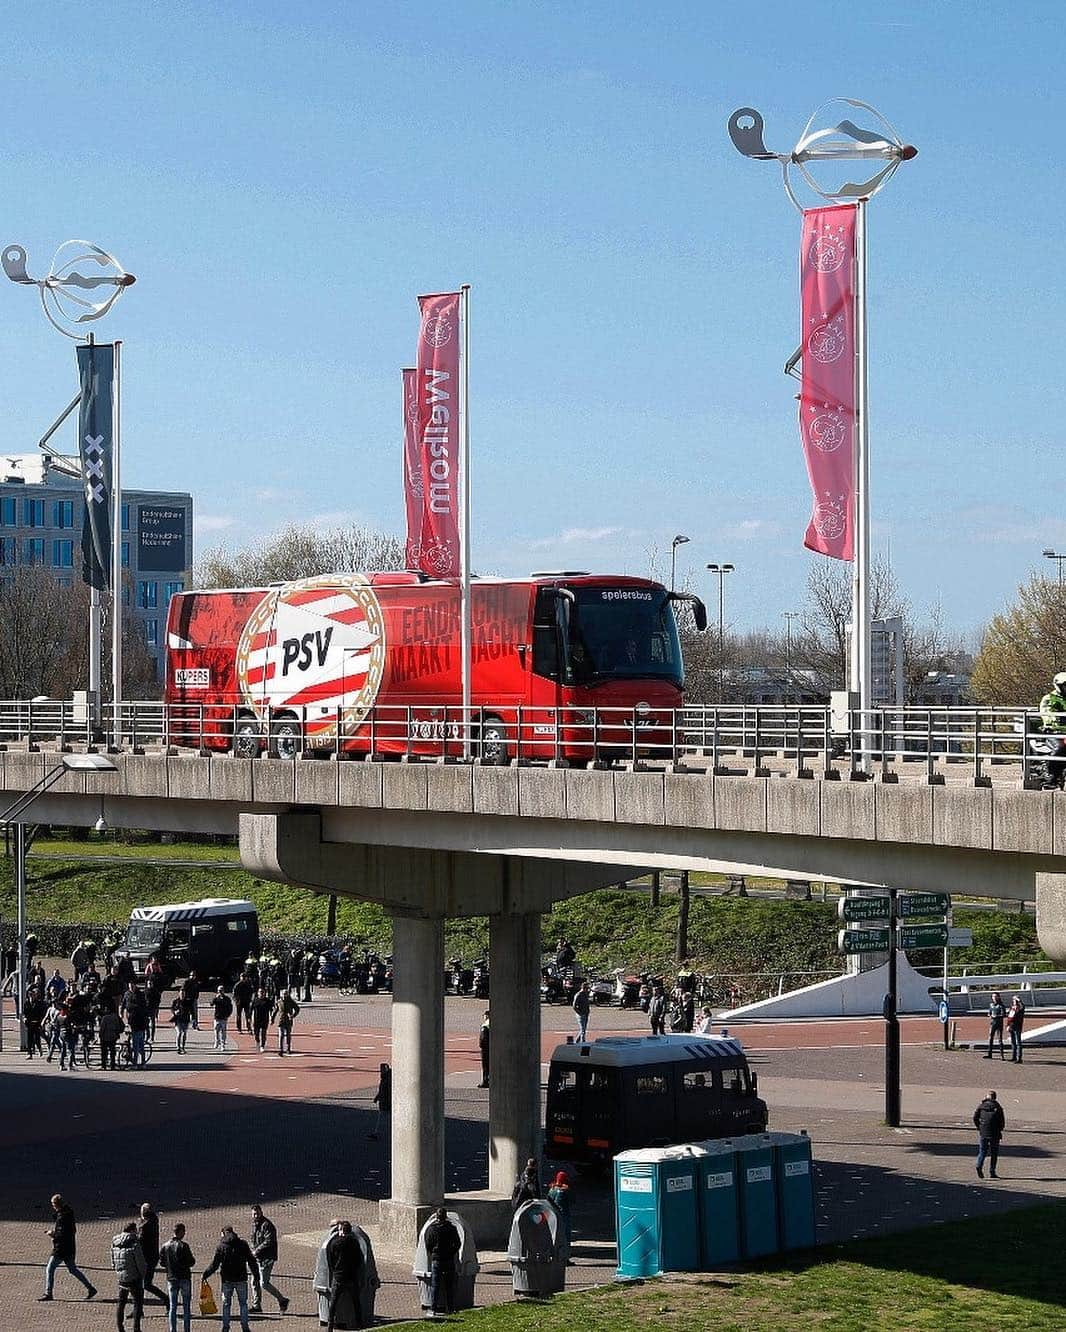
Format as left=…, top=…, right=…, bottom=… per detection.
left=549, top=1067, right=577, bottom=1098
left=166, top=926, right=190, bottom=951
left=725, top=1067, right=751, bottom=1095
left=192, top=923, right=214, bottom=938
left=226, top=918, right=249, bottom=932
left=582, top=1068, right=613, bottom=1095
left=683, top=1071, right=712, bottom=1093
left=635, top=1074, right=668, bottom=1096
left=532, top=590, right=560, bottom=680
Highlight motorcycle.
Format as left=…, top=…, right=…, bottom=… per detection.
left=316, top=951, right=341, bottom=986
left=472, top=958, right=489, bottom=999
left=541, top=964, right=565, bottom=1004
left=1026, top=730, right=1065, bottom=789
left=589, top=975, right=614, bottom=1006
left=612, top=968, right=642, bottom=1009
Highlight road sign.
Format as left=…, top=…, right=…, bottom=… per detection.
left=938, top=999, right=949, bottom=1024
left=947, top=927, right=974, bottom=948
left=898, top=891, right=951, bottom=919
left=898, top=923, right=950, bottom=950
left=837, top=927, right=891, bottom=954
left=837, top=895, right=891, bottom=922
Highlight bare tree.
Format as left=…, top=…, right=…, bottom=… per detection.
left=197, top=523, right=405, bottom=589
left=971, top=575, right=1066, bottom=705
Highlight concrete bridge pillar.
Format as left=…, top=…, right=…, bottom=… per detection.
left=488, top=910, right=542, bottom=1196
left=378, top=913, right=445, bottom=1246
left=1036, top=873, right=1066, bottom=964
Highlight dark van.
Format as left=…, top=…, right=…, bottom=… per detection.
left=117, top=898, right=260, bottom=986
left=545, top=1034, right=768, bottom=1164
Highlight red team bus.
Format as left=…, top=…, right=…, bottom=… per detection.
left=164, top=571, right=706, bottom=762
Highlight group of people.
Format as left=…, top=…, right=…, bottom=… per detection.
left=42, top=1195, right=292, bottom=1332
left=985, top=992, right=1027, bottom=1062
left=510, top=1159, right=574, bottom=1259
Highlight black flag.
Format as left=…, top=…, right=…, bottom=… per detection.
left=75, top=343, right=115, bottom=590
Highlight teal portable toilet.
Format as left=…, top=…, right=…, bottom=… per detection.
left=773, top=1132, right=816, bottom=1251
left=734, top=1135, right=778, bottom=1259
left=614, top=1146, right=703, bottom=1278
left=692, top=1138, right=740, bottom=1267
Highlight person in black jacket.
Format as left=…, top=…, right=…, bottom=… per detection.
left=423, top=1208, right=461, bottom=1317
left=324, top=1220, right=364, bottom=1332
left=249, top=1204, right=289, bottom=1314
left=40, top=1193, right=97, bottom=1301
left=160, top=1222, right=196, bottom=1332
left=138, top=1201, right=169, bottom=1306
left=212, top=987, right=234, bottom=1051
left=233, top=973, right=254, bottom=1034
left=974, top=1090, right=1006, bottom=1179
left=478, top=1011, right=490, bottom=1087
left=250, top=988, right=273, bottom=1053
left=511, top=1158, right=542, bottom=1211
left=203, top=1226, right=259, bottom=1332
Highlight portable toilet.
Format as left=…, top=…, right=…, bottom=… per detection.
left=691, top=1138, right=741, bottom=1267
left=733, top=1134, right=778, bottom=1259
left=773, top=1131, right=816, bottom=1251
left=413, top=1211, right=480, bottom=1314
left=614, top=1145, right=704, bottom=1279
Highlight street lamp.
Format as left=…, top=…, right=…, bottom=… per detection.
left=783, top=610, right=800, bottom=701
left=670, top=535, right=690, bottom=592
left=706, top=563, right=735, bottom=701
left=1042, top=548, right=1066, bottom=588
left=2, top=752, right=116, bottom=1050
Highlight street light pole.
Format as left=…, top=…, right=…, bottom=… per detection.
left=707, top=563, right=734, bottom=702
left=670, top=534, right=689, bottom=593
left=1042, top=548, right=1066, bottom=588
left=783, top=610, right=800, bottom=702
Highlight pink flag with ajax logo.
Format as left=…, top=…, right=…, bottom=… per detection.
left=800, top=204, right=856, bottom=560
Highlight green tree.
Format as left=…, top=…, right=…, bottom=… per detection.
left=970, top=575, right=1066, bottom=705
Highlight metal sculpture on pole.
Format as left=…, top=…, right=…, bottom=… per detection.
left=2, top=240, right=135, bottom=736
left=727, top=99, right=916, bottom=746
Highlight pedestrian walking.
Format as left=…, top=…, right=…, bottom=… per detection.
left=145, top=966, right=165, bottom=1041
left=974, top=1089, right=1006, bottom=1179
left=121, top=985, right=150, bottom=1067
left=573, top=980, right=591, bottom=1043
left=1006, top=996, right=1026, bottom=1062
left=547, top=1170, right=574, bottom=1261
left=233, top=972, right=254, bottom=1033
left=423, top=1207, right=461, bottom=1318
left=160, top=1222, right=196, bottom=1332
left=511, top=1158, right=542, bottom=1211
left=303, top=950, right=316, bottom=1003
left=276, top=989, right=300, bottom=1055
left=170, top=993, right=193, bottom=1053
left=181, top=972, right=201, bottom=1029
left=24, top=987, right=47, bottom=1058
left=98, top=1007, right=124, bottom=1071
left=697, top=1004, right=714, bottom=1034
left=202, top=1226, right=259, bottom=1332
left=478, top=1010, right=490, bottom=1087
left=324, top=1220, right=364, bottom=1332
left=138, top=1202, right=169, bottom=1306
left=250, top=988, right=273, bottom=1053
left=250, top=1204, right=289, bottom=1314
left=648, top=985, right=666, bottom=1036
left=212, top=987, right=234, bottom=1051
left=984, top=991, right=1006, bottom=1059
left=111, top=1221, right=147, bottom=1332
left=40, top=1193, right=97, bottom=1302
left=368, top=1062, right=391, bottom=1139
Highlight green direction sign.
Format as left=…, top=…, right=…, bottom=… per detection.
left=898, top=891, right=951, bottom=919
left=837, top=927, right=891, bottom=954
left=899, top=923, right=950, bottom=950
left=838, top=895, right=891, bottom=922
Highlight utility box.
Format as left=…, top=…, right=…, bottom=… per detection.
left=734, top=1136, right=778, bottom=1259
left=773, top=1132, right=816, bottom=1251
left=692, top=1138, right=740, bottom=1267
left=829, top=690, right=858, bottom=737
left=614, top=1146, right=703, bottom=1278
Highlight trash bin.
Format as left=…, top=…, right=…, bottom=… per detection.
left=691, top=1138, right=741, bottom=1267
left=614, top=1146, right=704, bottom=1279
left=772, top=1131, right=816, bottom=1251
left=508, top=1199, right=566, bottom=1297
left=313, top=1223, right=381, bottom=1328
left=734, top=1135, right=778, bottom=1259
left=413, top=1210, right=480, bottom=1313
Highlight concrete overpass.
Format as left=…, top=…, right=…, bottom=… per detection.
left=6, top=748, right=1066, bottom=1242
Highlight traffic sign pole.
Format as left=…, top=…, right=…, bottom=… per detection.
left=885, top=888, right=901, bottom=1128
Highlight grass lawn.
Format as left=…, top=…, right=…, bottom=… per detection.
left=398, top=1202, right=1066, bottom=1331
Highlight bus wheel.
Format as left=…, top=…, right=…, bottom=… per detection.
left=270, top=716, right=302, bottom=760
left=479, top=715, right=508, bottom=766
left=232, top=716, right=262, bottom=759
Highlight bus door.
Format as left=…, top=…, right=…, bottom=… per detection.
left=579, top=1066, right=618, bottom=1156
left=529, top=588, right=570, bottom=759
left=680, top=1063, right=719, bottom=1139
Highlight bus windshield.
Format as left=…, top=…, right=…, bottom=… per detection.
left=126, top=921, right=163, bottom=949
left=567, top=587, right=683, bottom=687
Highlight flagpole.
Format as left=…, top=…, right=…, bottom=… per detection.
left=459, top=284, right=472, bottom=758
left=110, top=339, right=123, bottom=744
left=85, top=336, right=102, bottom=737
left=851, top=199, right=871, bottom=766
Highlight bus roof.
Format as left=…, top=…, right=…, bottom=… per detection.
left=171, top=572, right=666, bottom=597
left=130, top=898, right=256, bottom=923
left=550, top=1035, right=746, bottom=1067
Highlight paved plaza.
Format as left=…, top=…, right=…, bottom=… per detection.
left=2, top=984, right=1064, bottom=1329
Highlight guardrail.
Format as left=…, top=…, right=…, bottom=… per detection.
left=0, top=700, right=1051, bottom=785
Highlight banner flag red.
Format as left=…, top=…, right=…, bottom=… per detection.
left=402, top=367, right=422, bottom=569
left=414, top=292, right=462, bottom=578
left=799, top=204, right=856, bottom=560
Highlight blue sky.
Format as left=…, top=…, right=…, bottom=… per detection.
left=0, top=1, right=1062, bottom=636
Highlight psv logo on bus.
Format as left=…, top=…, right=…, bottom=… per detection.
left=236, top=574, right=386, bottom=745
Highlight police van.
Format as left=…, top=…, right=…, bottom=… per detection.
left=545, top=1034, right=768, bottom=1165
left=117, top=898, right=260, bottom=985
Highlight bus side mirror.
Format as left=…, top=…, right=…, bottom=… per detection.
left=667, top=591, right=708, bottom=632
left=517, top=644, right=527, bottom=666
left=750, top=1071, right=758, bottom=1095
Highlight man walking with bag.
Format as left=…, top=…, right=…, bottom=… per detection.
left=203, top=1225, right=259, bottom=1332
